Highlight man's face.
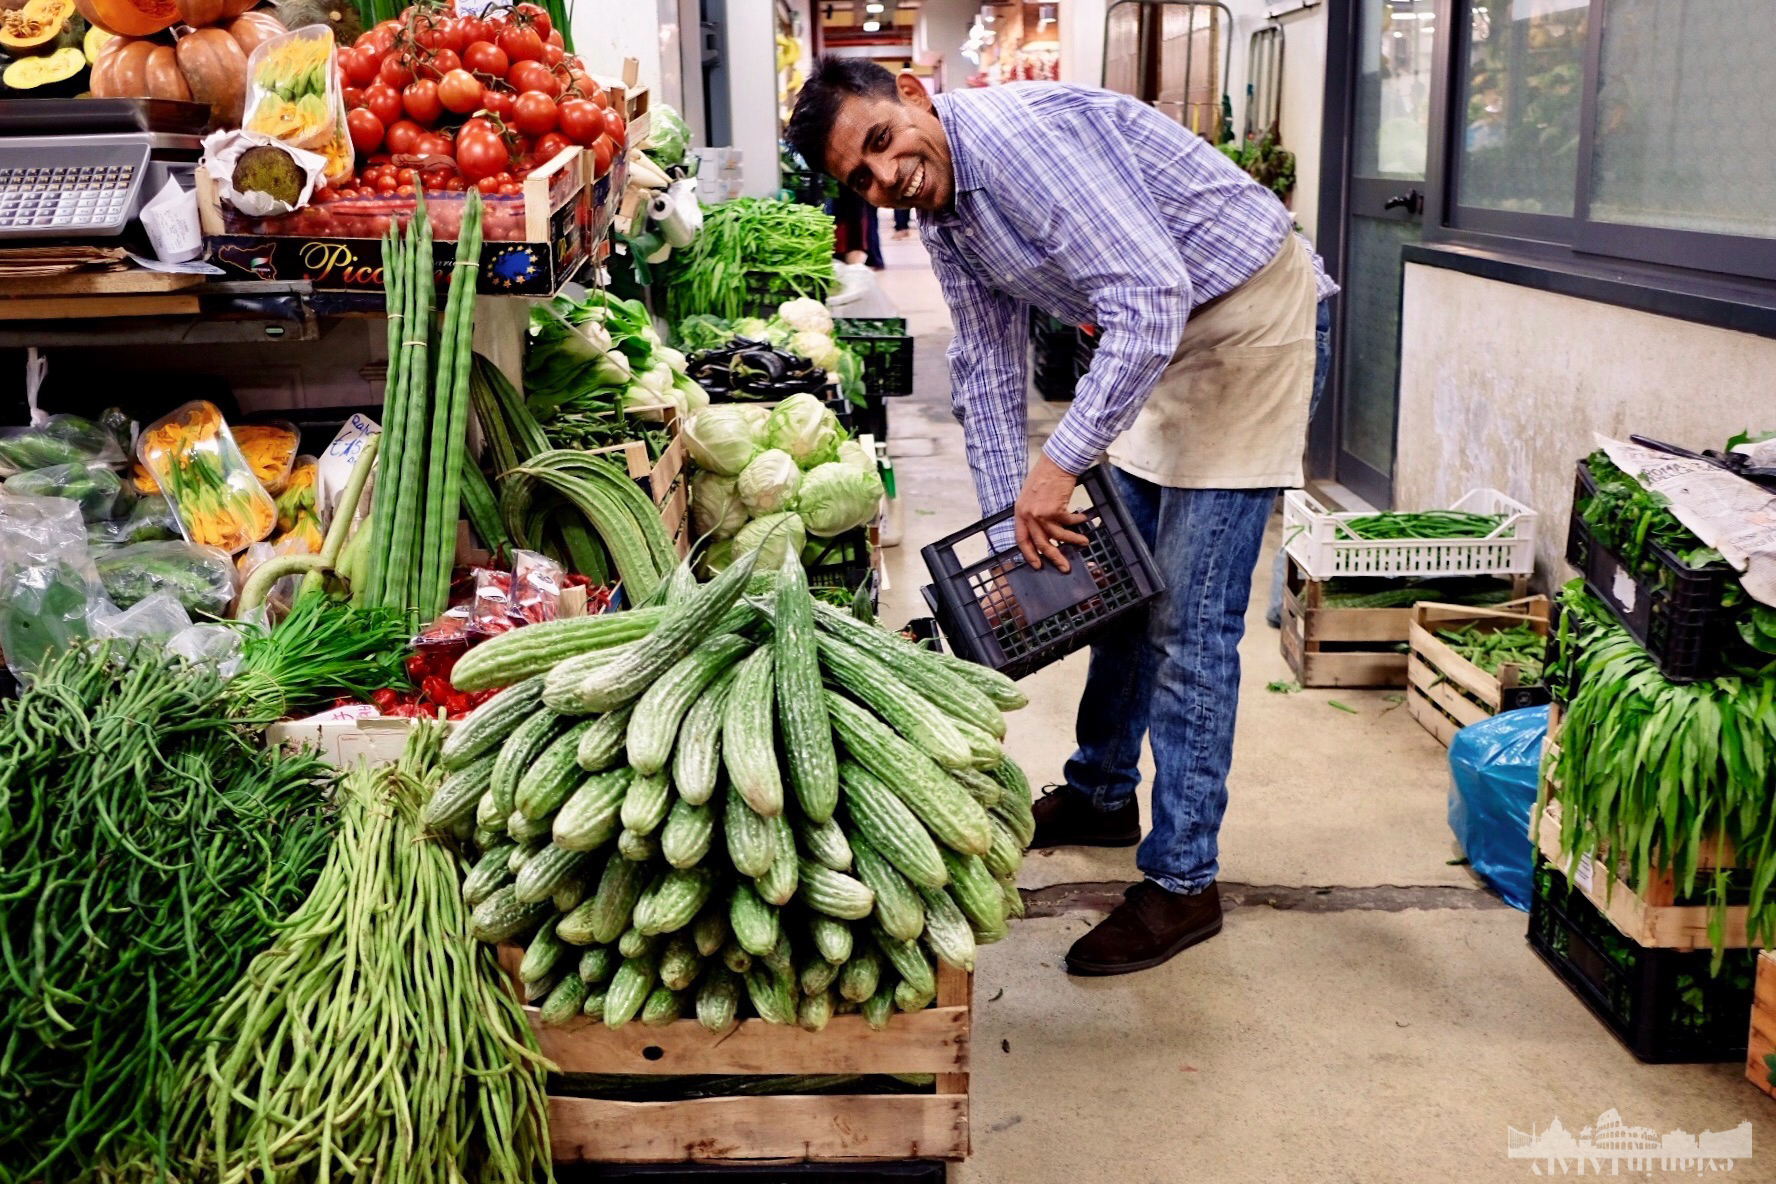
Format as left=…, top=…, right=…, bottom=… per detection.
left=823, top=74, right=954, bottom=214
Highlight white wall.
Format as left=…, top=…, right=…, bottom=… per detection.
left=572, top=1, right=672, bottom=97
left=724, top=0, right=784, bottom=195
left=916, top=0, right=978, bottom=91
left=1395, top=264, right=1776, bottom=580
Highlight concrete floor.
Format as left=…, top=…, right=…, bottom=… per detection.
left=863, top=229, right=1776, bottom=1181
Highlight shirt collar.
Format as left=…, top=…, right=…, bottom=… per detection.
left=927, top=94, right=982, bottom=228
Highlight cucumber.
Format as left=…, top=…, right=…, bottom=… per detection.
left=620, top=770, right=672, bottom=837
left=722, top=646, right=783, bottom=816
left=797, top=859, right=875, bottom=920
left=579, top=945, right=618, bottom=983
left=603, top=953, right=658, bottom=1029
left=450, top=607, right=669, bottom=691
left=744, top=963, right=798, bottom=1025
left=507, top=836, right=547, bottom=873
left=671, top=664, right=739, bottom=806
left=635, top=867, right=717, bottom=936
left=917, top=884, right=977, bottom=972
left=515, top=844, right=594, bottom=905
left=515, top=719, right=598, bottom=819
left=470, top=886, right=551, bottom=943
left=660, top=797, right=715, bottom=869
left=1000, top=876, right=1025, bottom=919
left=811, top=601, right=1007, bottom=736
left=838, top=948, right=881, bottom=1003
left=797, top=988, right=835, bottom=1032
left=618, top=926, right=657, bottom=959
left=817, top=631, right=973, bottom=769
left=696, top=966, right=742, bottom=1032
left=617, top=829, right=658, bottom=862
left=723, top=783, right=777, bottom=878
left=585, top=854, right=649, bottom=944
left=641, top=985, right=684, bottom=1026
left=581, top=988, right=608, bottom=1021
left=463, top=842, right=518, bottom=907
left=543, top=645, right=643, bottom=714
left=837, top=763, right=948, bottom=890
left=728, top=882, right=779, bottom=956
left=553, top=769, right=631, bottom=851
left=988, top=758, right=1035, bottom=848
left=520, top=916, right=569, bottom=983
left=941, top=849, right=1008, bottom=942
left=775, top=562, right=840, bottom=821
left=721, top=939, right=753, bottom=974
left=982, top=814, right=1024, bottom=880
left=795, top=814, right=853, bottom=872
left=475, top=788, right=507, bottom=834
left=754, top=813, right=798, bottom=905
left=442, top=675, right=544, bottom=769
left=862, top=978, right=896, bottom=1030
left=692, top=905, right=729, bottom=957
left=575, top=701, right=637, bottom=771
left=491, top=708, right=571, bottom=817
left=895, top=980, right=935, bottom=1013
left=626, top=633, right=753, bottom=774
left=809, top=915, right=853, bottom=965
left=828, top=694, right=992, bottom=857
left=872, top=925, right=936, bottom=997
left=950, top=765, right=1004, bottom=810
left=552, top=873, right=589, bottom=913
left=658, top=935, right=702, bottom=991
left=508, top=810, right=556, bottom=843
left=423, top=751, right=498, bottom=831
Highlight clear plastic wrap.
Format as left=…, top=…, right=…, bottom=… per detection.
left=0, top=414, right=126, bottom=477
left=136, top=400, right=278, bottom=553
left=0, top=496, right=112, bottom=680
left=86, top=493, right=184, bottom=548
left=242, top=25, right=353, bottom=186
left=232, top=421, right=301, bottom=494
left=92, top=592, right=194, bottom=645
left=95, top=541, right=239, bottom=619
left=4, top=462, right=129, bottom=522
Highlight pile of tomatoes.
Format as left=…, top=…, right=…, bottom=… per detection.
left=326, top=2, right=625, bottom=202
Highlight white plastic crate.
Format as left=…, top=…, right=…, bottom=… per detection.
left=1282, top=488, right=1537, bottom=580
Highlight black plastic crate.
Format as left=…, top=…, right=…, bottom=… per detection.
left=823, top=389, right=888, bottom=443
left=899, top=615, right=944, bottom=653
left=1029, top=312, right=1083, bottom=403
left=1527, top=856, right=1757, bottom=1064
left=836, top=317, right=914, bottom=397
left=919, top=464, right=1163, bottom=681
left=1565, top=459, right=1735, bottom=682
left=805, top=527, right=877, bottom=610
left=560, top=1162, right=946, bottom=1183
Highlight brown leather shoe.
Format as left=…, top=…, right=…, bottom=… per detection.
left=1029, top=785, right=1140, bottom=850
left=1064, top=881, right=1222, bottom=976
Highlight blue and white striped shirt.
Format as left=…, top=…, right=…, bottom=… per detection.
left=920, top=83, right=1336, bottom=517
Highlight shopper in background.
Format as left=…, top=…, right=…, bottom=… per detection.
left=788, top=58, right=1337, bottom=977
left=893, top=208, right=913, bottom=240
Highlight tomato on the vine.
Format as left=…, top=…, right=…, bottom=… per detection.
left=532, top=131, right=571, bottom=165
left=590, top=133, right=614, bottom=176
left=415, top=131, right=454, bottom=158
left=508, top=59, right=558, bottom=97
left=438, top=69, right=484, bottom=115
left=402, top=79, right=443, bottom=125
left=547, top=28, right=564, bottom=49
left=417, top=47, right=460, bottom=81
left=364, top=81, right=402, bottom=128
left=582, top=81, right=607, bottom=108
left=463, top=40, right=508, bottom=78
left=497, top=24, right=545, bottom=64
left=342, top=46, right=380, bottom=86
left=511, top=90, right=557, bottom=136
left=557, top=98, right=602, bottom=146
left=384, top=118, right=425, bottom=155
left=603, top=108, right=626, bottom=143
left=342, top=86, right=365, bottom=110
left=516, top=3, right=552, bottom=39
left=346, top=107, right=384, bottom=153
left=379, top=52, right=415, bottom=88
left=481, top=88, right=515, bottom=119
left=456, top=14, right=490, bottom=48
left=457, top=118, right=511, bottom=181
left=541, top=44, right=565, bottom=67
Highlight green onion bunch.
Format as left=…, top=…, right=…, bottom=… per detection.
left=661, top=197, right=836, bottom=324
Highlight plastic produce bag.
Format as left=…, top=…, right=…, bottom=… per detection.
left=0, top=496, right=112, bottom=680
left=233, top=421, right=301, bottom=494
left=92, top=592, right=194, bottom=645
left=4, top=462, right=128, bottom=523
left=87, top=493, right=184, bottom=548
left=0, top=414, right=125, bottom=476
left=137, top=401, right=277, bottom=553
left=243, top=25, right=353, bottom=185
left=95, top=541, right=238, bottom=618
left=1447, top=705, right=1548, bottom=912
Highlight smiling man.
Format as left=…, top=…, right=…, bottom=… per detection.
left=787, top=59, right=1335, bottom=976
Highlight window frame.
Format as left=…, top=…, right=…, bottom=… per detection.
left=1425, top=0, right=1776, bottom=287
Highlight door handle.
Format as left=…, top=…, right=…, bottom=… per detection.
left=1383, top=188, right=1425, bottom=216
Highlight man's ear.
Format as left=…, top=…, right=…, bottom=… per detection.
left=896, top=71, right=933, bottom=113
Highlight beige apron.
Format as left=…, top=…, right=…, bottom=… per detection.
left=1105, top=235, right=1318, bottom=489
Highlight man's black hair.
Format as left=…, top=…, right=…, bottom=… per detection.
left=786, top=56, right=900, bottom=178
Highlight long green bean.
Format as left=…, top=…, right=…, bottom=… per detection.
left=661, top=197, right=836, bottom=323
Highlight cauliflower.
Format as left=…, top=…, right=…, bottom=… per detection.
left=777, top=297, right=834, bottom=336
left=791, top=330, right=841, bottom=372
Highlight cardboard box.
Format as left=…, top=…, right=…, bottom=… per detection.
left=265, top=706, right=432, bottom=768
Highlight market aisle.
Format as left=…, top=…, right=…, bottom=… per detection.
left=866, top=220, right=1776, bottom=1181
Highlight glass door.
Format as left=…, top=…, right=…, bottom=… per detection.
left=1330, top=0, right=1439, bottom=506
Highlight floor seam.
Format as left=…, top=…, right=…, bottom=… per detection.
left=1023, top=879, right=1512, bottom=916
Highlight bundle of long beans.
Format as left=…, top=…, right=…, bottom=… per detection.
left=163, top=719, right=554, bottom=1183
left=661, top=198, right=835, bottom=323
left=360, top=192, right=484, bottom=625
left=1338, top=509, right=1506, bottom=540
left=0, top=642, right=334, bottom=1182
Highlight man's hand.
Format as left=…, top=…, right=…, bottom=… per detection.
left=1014, top=454, right=1089, bottom=572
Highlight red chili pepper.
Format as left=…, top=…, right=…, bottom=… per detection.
left=421, top=675, right=454, bottom=704
left=405, top=652, right=430, bottom=680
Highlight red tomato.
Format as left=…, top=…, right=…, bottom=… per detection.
left=342, top=86, right=365, bottom=110
left=379, top=52, right=414, bottom=88
left=457, top=119, right=510, bottom=181
left=346, top=107, right=384, bottom=154
left=341, top=46, right=378, bottom=86
left=583, top=81, right=607, bottom=109
left=557, top=97, right=602, bottom=145
left=445, top=174, right=468, bottom=191
left=402, top=79, right=443, bottom=125
left=475, top=174, right=501, bottom=193
left=497, top=181, right=521, bottom=196
left=364, top=82, right=402, bottom=128
left=384, top=118, right=425, bottom=155
left=414, top=132, right=455, bottom=158
left=516, top=2, right=551, bottom=39
left=359, top=25, right=397, bottom=55
left=507, top=59, right=558, bottom=97
left=511, top=90, right=557, bottom=136
left=591, top=133, right=614, bottom=176
left=603, top=108, right=626, bottom=144
left=418, top=47, right=460, bottom=81
left=456, top=14, right=490, bottom=47
left=481, top=88, right=515, bottom=119
left=497, top=24, right=545, bottom=63
left=374, top=173, right=399, bottom=193
left=532, top=131, right=571, bottom=165
left=395, top=184, right=415, bottom=197
left=547, top=28, right=564, bottom=49
left=395, top=166, right=417, bottom=183
left=411, top=9, right=453, bottom=51
left=541, top=44, right=565, bottom=67
left=463, top=40, right=508, bottom=78
left=438, top=68, right=484, bottom=114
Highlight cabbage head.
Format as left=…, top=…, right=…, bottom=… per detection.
left=732, top=511, right=806, bottom=569
left=736, top=448, right=802, bottom=515
left=838, top=438, right=874, bottom=474
left=691, top=471, right=750, bottom=540
left=764, top=393, right=842, bottom=469
left=683, top=406, right=764, bottom=476
left=796, top=461, right=882, bottom=537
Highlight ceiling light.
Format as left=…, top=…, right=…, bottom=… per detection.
left=862, top=18, right=880, bottom=30
left=865, top=2, right=883, bottom=10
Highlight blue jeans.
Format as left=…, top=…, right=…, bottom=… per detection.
left=1064, top=472, right=1277, bottom=894
left=1266, top=297, right=1336, bottom=627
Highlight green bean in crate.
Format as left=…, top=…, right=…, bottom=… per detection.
left=435, top=556, right=1035, bottom=1032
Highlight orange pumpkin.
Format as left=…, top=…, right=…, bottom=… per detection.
left=90, top=35, right=153, bottom=94
left=143, top=40, right=188, bottom=98
left=73, top=0, right=176, bottom=37
left=174, top=25, right=246, bottom=125
left=173, top=0, right=222, bottom=27
left=221, top=8, right=279, bottom=56
left=219, top=0, right=254, bottom=14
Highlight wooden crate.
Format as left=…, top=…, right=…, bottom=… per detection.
left=1405, top=596, right=1552, bottom=747
left=1534, top=799, right=1747, bottom=950
left=1746, top=951, right=1776, bottom=1100
left=589, top=408, right=690, bottom=560
left=537, top=963, right=971, bottom=1165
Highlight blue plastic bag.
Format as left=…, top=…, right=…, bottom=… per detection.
left=1447, top=705, right=1548, bottom=911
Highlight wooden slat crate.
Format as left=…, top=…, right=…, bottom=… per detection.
left=532, top=963, right=971, bottom=1165
left=1746, top=951, right=1776, bottom=1100
left=1534, top=799, right=1746, bottom=950
left=1405, top=596, right=1551, bottom=747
